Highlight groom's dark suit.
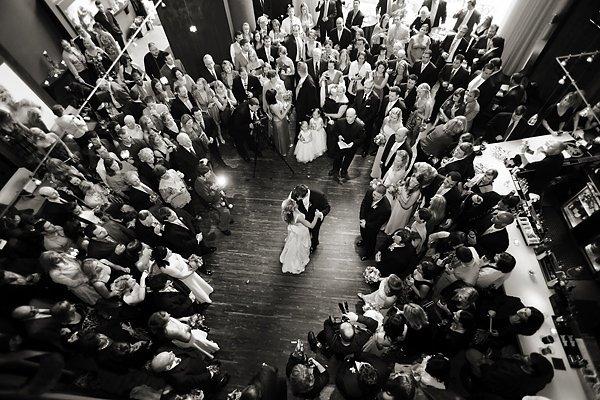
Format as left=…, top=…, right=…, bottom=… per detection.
left=294, top=189, right=331, bottom=249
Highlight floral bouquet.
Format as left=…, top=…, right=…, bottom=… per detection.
left=387, top=182, right=401, bottom=199
left=369, top=178, right=383, bottom=189
left=187, top=254, right=204, bottom=272
left=364, top=266, right=381, bottom=285
left=187, top=313, right=206, bottom=329
left=373, top=133, right=386, bottom=146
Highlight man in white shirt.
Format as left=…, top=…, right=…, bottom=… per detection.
left=284, top=24, right=305, bottom=62
left=282, top=4, right=302, bottom=35
left=467, top=63, right=494, bottom=91
left=452, top=0, right=480, bottom=37
left=202, top=54, right=222, bottom=85
left=229, top=31, right=243, bottom=63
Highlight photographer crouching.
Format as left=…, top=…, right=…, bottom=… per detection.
left=194, top=162, right=234, bottom=238
left=230, top=98, right=267, bottom=162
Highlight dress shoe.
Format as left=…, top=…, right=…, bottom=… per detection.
left=360, top=255, right=372, bottom=261
left=221, top=229, right=232, bottom=236
left=308, top=331, right=321, bottom=352
left=204, top=246, right=217, bottom=254
left=341, top=172, right=350, bottom=180
left=310, top=246, right=315, bottom=254
left=328, top=169, right=334, bottom=176
left=361, top=150, right=368, bottom=157
left=339, top=176, right=347, bottom=183
left=216, top=373, right=230, bottom=389
left=333, top=175, right=342, bottom=184
left=200, top=268, right=213, bottom=275
left=356, top=240, right=364, bottom=247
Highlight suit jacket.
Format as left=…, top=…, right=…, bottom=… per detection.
left=410, top=61, right=438, bottom=88
left=323, top=314, right=378, bottom=359
left=485, top=112, right=528, bottom=142
left=170, top=95, right=198, bottom=122
left=470, top=72, right=500, bottom=110
left=160, top=60, right=187, bottom=86
left=96, top=83, right=132, bottom=111
left=234, top=51, right=250, bottom=71
left=437, top=64, right=469, bottom=90
left=452, top=8, right=481, bottom=36
left=466, top=35, right=491, bottom=63
left=377, top=236, right=418, bottom=277
left=345, top=9, right=364, bottom=29
left=333, top=118, right=365, bottom=152
left=353, top=90, right=381, bottom=126
left=329, top=27, right=353, bottom=49
left=473, top=217, right=509, bottom=258
left=162, top=208, right=205, bottom=258
left=437, top=34, right=469, bottom=67
left=307, top=58, right=326, bottom=82
left=422, top=0, right=447, bottom=27
left=246, top=364, right=287, bottom=400
left=316, top=0, right=337, bottom=30
left=360, top=189, right=392, bottom=234
left=123, top=186, right=157, bottom=211
left=143, top=50, right=169, bottom=80
left=94, top=10, right=122, bottom=35
left=472, top=46, right=503, bottom=72
left=200, top=65, right=223, bottom=85
left=379, top=134, right=412, bottom=177
left=230, top=101, right=254, bottom=139
left=295, top=75, right=319, bottom=121
left=283, top=35, right=304, bottom=62
left=256, top=45, right=278, bottom=67
left=294, top=189, right=331, bottom=223
left=171, top=143, right=204, bottom=184
left=336, top=353, right=391, bottom=400
left=377, top=96, right=405, bottom=128
left=160, top=350, right=213, bottom=394
left=499, top=85, right=526, bottom=113
left=232, top=75, right=262, bottom=103
left=399, top=84, right=417, bottom=114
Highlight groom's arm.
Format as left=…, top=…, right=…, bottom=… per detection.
left=312, top=191, right=331, bottom=216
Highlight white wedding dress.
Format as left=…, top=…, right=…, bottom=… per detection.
left=280, top=210, right=311, bottom=274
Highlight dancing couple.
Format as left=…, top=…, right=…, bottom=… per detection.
left=280, top=184, right=331, bottom=274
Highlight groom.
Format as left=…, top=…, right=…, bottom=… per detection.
left=291, top=184, right=331, bottom=252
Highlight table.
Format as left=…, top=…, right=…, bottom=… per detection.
left=476, top=134, right=590, bottom=400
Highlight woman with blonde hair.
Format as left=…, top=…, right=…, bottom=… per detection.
left=359, top=273, right=404, bottom=311
left=269, top=19, right=286, bottom=45
left=384, top=176, right=422, bottom=234
left=280, top=198, right=323, bottom=274
left=299, top=2, right=315, bottom=34
left=383, top=149, right=410, bottom=187
left=220, top=60, right=239, bottom=89
left=338, top=48, right=351, bottom=76
left=406, top=82, right=433, bottom=146
left=427, top=194, right=447, bottom=232
left=371, top=107, right=404, bottom=179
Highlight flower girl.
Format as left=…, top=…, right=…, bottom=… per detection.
left=295, top=121, right=316, bottom=163
left=309, top=108, right=327, bottom=156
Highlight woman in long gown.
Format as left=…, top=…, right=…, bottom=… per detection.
left=371, top=107, right=404, bottom=178
left=266, top=89, right=293, bottom=156
left=384, top=176, right=422, bottom=234
left=148, top=311, right=219, bottom=359
left=406, top=83, right=434, bottom=146
left=280, top=198, right=323, bottom=275
left=358, top=274, right=403, bottom=311
left=406, top=24, right=431, bottom=65
left=152, top=246, right=213, bottom=304
left=383, top=150, right=410, bottom=187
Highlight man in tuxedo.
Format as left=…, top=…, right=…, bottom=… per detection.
left=432, top=54, right=469, bottom=119
left=234, top=39, right=252, bottom=71
left=379, top=128, right=412, bottom=178
left=130, top=71, right=154, bottom=102
left=284, top=24, right=305, bottom=63
left=122, top=170, right=161, bottom=212
left=410, top=50, right=438, bottom=88
left=239, top=363, right=287, bottom=400
left=472, top=211, right=514, bottom=258
left=151, top=349, right=229, bottom=394
left=452, top=0, right=481, bottom=37
left=330, top=108, right=365, bottom=183
left=375, top=229, right=418, bottom=277
left=157, top=206, right=216, bottom=262
left=291, top=184, right=331, bottom=252
left=358, top=185, right=391, bottom=260
left=316, top=0, right=337, bottom=41
left=472, top=36, right=505, bottom=72
left=257, top=36, right=277, bottom=68
left=336, top=353, right=390, bottom=399
left=436, top=26, right=469, bottom=68
left=422, top=0, right=447, bottom=28
left=253, top=0, right=272, bottom=19
left=376, top=86, right=404, bottom=131
left=330, top=17, right=353, bottom=50
left=399, top=75, right=418, bottom=120
left=295, top=62, right=319, bottom=125
left=171, top=133, right=205, bottom=184
left=466, top=23, right=498, bottom=64
left=230, top=98, right=262, bottom=162
left=143, top=43, right=169, bottom=80
left=170, top=85, right=198, bottom=122
left=497, top=73, right=526, bottom=113
left=353, top=79, right=381, bottom=156
left=485, top=105, right=528, bottom=142
left=307, top=48, right=326, bottom=82
left=467, top=63, right=499, bottom=112
left=232, top=67, right=262, bottom=103
left=159, top=54, right=187, bottom=86
left=432, top=171, right=463, bottom=218
left=201, top=54, right=223, bottom=86
left=345, top=0, right=364, bottom=29
left=93, top=1, right=125, bottom=47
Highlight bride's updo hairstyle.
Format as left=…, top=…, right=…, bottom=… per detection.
left=281, top=198, right=297, bottom=224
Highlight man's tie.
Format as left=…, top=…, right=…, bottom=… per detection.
left=505, top=119, right=516, bottom=137
left=211, top=69, right=217, bottom=81
left=451, top=68, right=457, bottom=79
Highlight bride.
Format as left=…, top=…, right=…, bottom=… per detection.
left=280, top=198, right=323, bottom=274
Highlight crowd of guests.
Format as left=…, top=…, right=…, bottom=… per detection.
left=1, top=0, right=593, bottom=398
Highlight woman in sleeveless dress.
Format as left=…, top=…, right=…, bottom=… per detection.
left=406, top=24, right=431, bottom=65
left=384, top=176, right=422, bottom=234
left=148, top=311, right=219, bottom=359
left=358, top=274, right=403, bottom=311
left=406, top=83, right=433, bottom=146
left=371, top=108, right=404, bottom=178
left=266, top=89, right=293, bottom=156
left=280, top=198, right=323, bottom=274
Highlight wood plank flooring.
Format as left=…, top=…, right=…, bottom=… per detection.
left=201, top=145, right=377, bottom=395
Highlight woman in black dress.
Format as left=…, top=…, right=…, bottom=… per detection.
left=321, top=83, right=349, bottom=155
left=541, top=91, right=582, bottom=135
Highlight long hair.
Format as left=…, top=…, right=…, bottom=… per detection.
left=281, top=198, right=296, bottom=224
left=428, top=194, right=446, bottom=227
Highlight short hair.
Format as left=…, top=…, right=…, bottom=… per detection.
left=385, top=373, right=415, bottom=399
left=374, top=184, right=387, bottom=195
left=456, top=246, right=473, bottom=263
left=495, top=252, right=516, bottom=273
left=83, top=224, right=99, bottom=238
left=240, top=38, right=249, bottom=46
left=417, top=208, right=432, bottom=222
left=408, top=74, right=418, bottom=82
left=234, top=30, right=243, bottom=37
left=356, top=51, right=367, bottom=60
left=515, top=105, right=527, bottom=115
left=51, top=104, right=64, bottom=116
left=423, top=49, right=433, bottom=57
left=248, top=97, right=260, bottom=107
left=454, top=53, right=465, bottom=62
left=492, top=36, right=505, bottom=48
left=483, top=62, right=495, bottom=72
left=289, top=364, right=314, bottom=394
left=447, top=171, right=462, bottom=182
left=426, top=354, right=450, bottom=383
left=421, top=23, right=431, bottom=33
left=358, top=363, right=378, bottom=388
left=521, top=307, right=545, bottom=335
left=389, top=86, right=401, bottom=96
left=291, top=184, right=309, bottom=200
left=470, top=88, right=480, bottom=98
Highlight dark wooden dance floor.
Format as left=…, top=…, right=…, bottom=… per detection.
left=203, top=146, right=375, bottom=395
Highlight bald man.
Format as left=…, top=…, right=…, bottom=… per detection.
left=472, top=210, right=515, bottom=258
left=330, top=108, right=365, bottom=183
left=329, top=17, right=352, bottom=50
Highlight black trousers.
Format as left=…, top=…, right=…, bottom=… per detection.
left=332, top=146, right=358, bottom=176
left=311, top=217, right=324, bottom=247
left=360, top=226, right=379, bottom=257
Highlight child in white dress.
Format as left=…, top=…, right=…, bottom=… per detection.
left=309, top=108, right=327, bottom=156
left=294, top=121, right=317, bottom=163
